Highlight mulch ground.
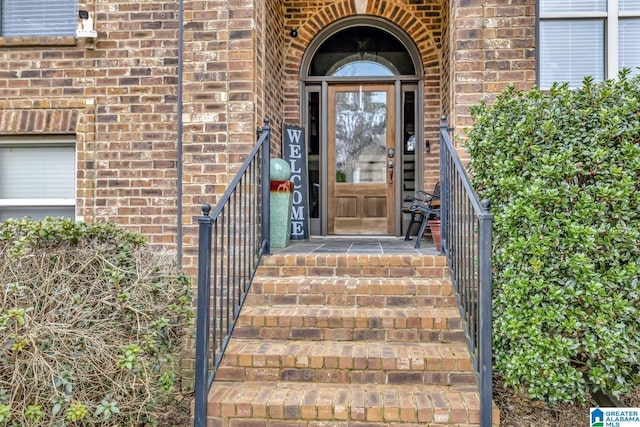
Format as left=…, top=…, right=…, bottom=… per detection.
left=494, top=375, right=640, bottom=427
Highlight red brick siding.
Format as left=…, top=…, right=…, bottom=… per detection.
left=440, top=0, right=452, bottom=127
left=256, top=0, right=286, bottom=152
left=449, top=0, right=536, bottom=134
left=0, top=1, right=181, bottom=247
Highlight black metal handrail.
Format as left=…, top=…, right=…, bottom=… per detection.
left=439, top=117, right=493, bottom=427
left=193, top=119, right=271, bottom=427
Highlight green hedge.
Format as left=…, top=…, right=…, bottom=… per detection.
left=0, top=218, right=194, bottom=426
left=466, top=73, right=640, bottom=404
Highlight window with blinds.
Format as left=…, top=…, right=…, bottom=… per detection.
left=539, top=0, right=640, bottom=88
left=539, top=20, right=605, bottom=89
left=0, top=0, right=77, bottom=37
left=619, top=20, right=640, bottom=76
left=0, top=138, right=76, bottom=221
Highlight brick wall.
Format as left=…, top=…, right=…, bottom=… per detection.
left=92, top=2, right=181, bottom=243
left=255, top=0, right=286, bottom=150
left=449, top=0, right=536, bottom=134
left=0, top=0, right=287, bottom=270
left=0, top=1, right=181, bottom=247
left=180, top=0, right=232, bottom=273
left=179, top=0, right=287, bottom=275
left=440, top=0, right=452, bottom=129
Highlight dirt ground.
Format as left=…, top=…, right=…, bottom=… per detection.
left=159, top=391, right=193, bottom=427
left=494, top=375, right=639, bottom=427
left=164, top=378, right=640, bottom=427
left=494, top=375, right=594, bottom=427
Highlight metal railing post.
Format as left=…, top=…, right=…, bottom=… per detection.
left=193, top=204, right=213, bottom=427
left=478, top=200, right=493, bottom=427
left=261, top=118, right=271, bottom=255
left=439, top=116, right=449, bottom=255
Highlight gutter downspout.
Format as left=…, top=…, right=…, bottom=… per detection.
left=177, top=0, right=184, bottom=268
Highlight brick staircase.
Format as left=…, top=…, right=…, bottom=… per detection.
left=206, top=253, right=499, bottom=426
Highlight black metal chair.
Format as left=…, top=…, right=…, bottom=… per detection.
left=402, top=183, right=440, bottom=249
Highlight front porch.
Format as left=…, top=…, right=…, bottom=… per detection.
left=271, top=236, right=440, bottom=256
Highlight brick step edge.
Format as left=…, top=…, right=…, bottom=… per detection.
left=233, top=306, right=465, bottom=343
left=219, top=339, right=473, bottom=370
left=206, top=381, right=496, bottom=425
left=246, top=277, right=457, bottom=308
left=232, top=325, right=466, bottom=343
left=236, top=306, right=463, bottom=332
left=221, top=340, right=472, bottom=370
left=216, top=365, right=476, bottom=386
left=257, top=254, right=449, bottom=278
left=216, top=340, right=474, bottom=386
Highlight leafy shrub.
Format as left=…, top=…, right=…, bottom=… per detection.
left=0, top=217, right=194, bottom=426
left=466, top=72, right=640, bottom=404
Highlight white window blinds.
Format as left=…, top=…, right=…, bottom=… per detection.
left=0, top=143, right=75, bottom=221
left=620, top=0, right=640, bottom=13
left=619, top=19, right=640, bottom=77
left=540, top=0, right=606, bottom=14
left=539, top=20, right=605, bottom=88
left=0, top=146, right=74, bottom=199
left=1, top=0, right=77, bottom=36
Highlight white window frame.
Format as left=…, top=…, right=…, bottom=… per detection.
left=538, top=0, right=640, bottom=88
left=0, top=137, right=76, bottom=220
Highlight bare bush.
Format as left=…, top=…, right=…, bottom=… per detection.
left=0, top=218, right=194, bottom=426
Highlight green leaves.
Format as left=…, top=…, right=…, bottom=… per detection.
left=0, top=217, right=146, bottom=259
left=0, top=404, right=10, bottom=423
left=117, top=344, right=143, bottom=370
left=94, top=399, right=120, bottom=420
left=65, top=403, right=88, bottom=422
left=24, top=405, right=43, bottom=423
left=467, top=73, right=640, bottom=404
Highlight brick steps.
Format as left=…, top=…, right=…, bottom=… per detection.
left=207, top=382, right=485, bottom=426
left=206, top=253, right=498, bottom=426
left=216, top=340, right=475, bottom=386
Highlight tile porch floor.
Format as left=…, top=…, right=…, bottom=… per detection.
left=271, top=236, right=439, bottom=255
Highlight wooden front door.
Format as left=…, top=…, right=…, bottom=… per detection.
left=328, top=84, right=395, bottom=235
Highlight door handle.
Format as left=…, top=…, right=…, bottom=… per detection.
left=388, top=160, right=394, bottom=184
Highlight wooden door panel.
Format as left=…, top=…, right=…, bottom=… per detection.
left=335, top=197, right=357, bottom=217
left=328, top=84, right=395, bottom=235
left=333, top=218, right=387, bottom=235
left=334, top=194, right=386, bottom=218
left=364, top=197, right=386, bottom=217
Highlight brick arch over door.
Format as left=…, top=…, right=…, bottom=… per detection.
left=283, top=0, right=443, bottom=125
